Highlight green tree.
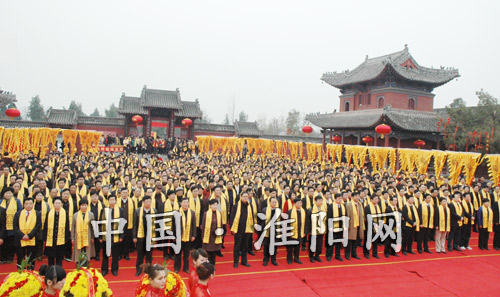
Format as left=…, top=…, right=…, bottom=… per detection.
left=27, top=95, right=45, bottom=121
left=446, top=90, right=500, bottom=153
left=285, top=109, right=301, bottom=135
left=104, top=103, right=119, bottom=118
left=222, top=113, right=230, bottom=125
left=238, top=110, right=248, bottom=122
left=68, top=100, right=86, bottom=116
left=90, top=108, right=100, bottom=117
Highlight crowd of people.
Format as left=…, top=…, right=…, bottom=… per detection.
left=0, top=146, right=499, bottom=296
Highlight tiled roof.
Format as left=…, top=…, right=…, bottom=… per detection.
left=78, top=116, right=125, bottom=126
left=174, top=100, right=202, bottom=118
left=235, top=121, right=262, bottom=136
left=118, top=96, right=147, bottom=115
left=194, top=123, right=235, bottom=133
left=141, top=87, right=182, bottom=109
left=0, top=120, right=47, bottom=128
left=306, top=106, right=441, bottom=132
left=47, top=109, right=78, bottom=126
left=322, top=46, right=459, bottom=89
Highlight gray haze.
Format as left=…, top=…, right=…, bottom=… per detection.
left=1, top=0, right=499, bottom=123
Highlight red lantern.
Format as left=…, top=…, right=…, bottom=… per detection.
left=414, top=139, right=425, bottom=148
left=5, top=107, right=20, bottom=120
left=375, top=124, right=391, bottom=139
left=131, top=115, right=143, bottom=124
left=302, top=126, right=313, bottom=134
left=332, top=135, right=342, bottom=144
left=362, top=136, right=373, bottom=146
left=182, top=118, right=193, bottom=127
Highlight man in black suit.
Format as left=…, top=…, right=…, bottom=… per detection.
left=448, top=192, right=464, bottom=252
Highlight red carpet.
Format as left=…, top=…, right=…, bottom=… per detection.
left=1, top=235, right=500, bottom=296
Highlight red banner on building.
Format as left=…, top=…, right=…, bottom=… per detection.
left=98, top=145, right=124, bottom=153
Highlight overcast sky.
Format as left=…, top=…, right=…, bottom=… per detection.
left=1, top=0, right=499, bottom=124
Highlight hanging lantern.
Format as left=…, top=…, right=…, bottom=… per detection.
left=5, top=107, right=20, bottom=120
left=362, top=136, right=373, bottom=146
left=332, top=135, right=342, bottom=144
left=181, top=118, right=193, bottom=127
left=375, top=124, right=391, bottom=139
left=131, top=115, right=143, bottom=124
left=302, top=126, right=313, bottom=134
left=414, top=139, right=425, bottom=149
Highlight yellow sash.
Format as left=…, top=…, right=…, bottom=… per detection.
left=117, top=198, right=134, bottom=229
left=35, top=201, right=48, bottom=229
left=210, top=195, right=228, bottom=224
left=452, top=201, right=463, bottom=227
left=230, top=201, right=254, bottom=234
left=1, top=198, right=18, bottom=230
left=421, top=203, right=434, bottom=228
left=332, top=202, right=345, bottom=229
left=19, top=210, right=37, bottom=247
left=137, top=207, right=155, bottom=239
left=405, top=204, right=420, bottom=231
left=102, top=206, right=120, bottom=243
left=46, top=208, right=66, bottom=247
left=311, top=204, right=327, bottom=235
left=290, top=207, right=305, bottom=239
left=482, top=207, right=493, bottom=232
left=180, top=209, right=192, bottom=242
left=189, top=197, right=201, bottom=227
left=203, top=210, right=222, bottom=244
left=350, top=201, right=359, bottom=228
left=462, top=200, right=472, bottom=225
left=438, top=205, right=450, bottom=232
left=76, top=211, right=90, bottom=250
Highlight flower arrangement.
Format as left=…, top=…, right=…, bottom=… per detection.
left=0, top=256, right=45, bottom=297
left=60, top=252, right=113, bottom=297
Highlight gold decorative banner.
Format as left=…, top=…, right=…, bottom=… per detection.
left=432, top=150, right=448, bottom=179
left=487, top=155, right=500, bottom=185
left=414, top=150, right=433, bottom=175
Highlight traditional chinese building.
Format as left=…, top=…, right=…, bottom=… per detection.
left=0, top=85, right=264, bottom=139
left=307, top=45, right=460, bottom=149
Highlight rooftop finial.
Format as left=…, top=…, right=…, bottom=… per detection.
left=404, top=44, right=408, bottom=50
left=365, top=54, right=368, bottom=60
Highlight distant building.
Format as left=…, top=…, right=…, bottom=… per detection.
left=307, top=45, right=460, bottom=149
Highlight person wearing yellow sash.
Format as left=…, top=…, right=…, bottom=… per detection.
left=60, top=189, right=75, bottom=261
left=89, top=190, right=103, bottom=261
left=71, top=199, right=95, bottom=263
left=133, top=195, right=156, bottom=276
left=346, top=191, right=365, bottom=260
left=153, top=185, right=167, bottom=213
left=402, top=196, right=419, bottom=255
left=98, top=195, right=124, bottom=277
left=448, top=192, right=464, bottom=252
left=460, top=192, right=475, bottom=250
left=209, top=185, right=229, bottom=251
left=285, top=197, right=305, bottom=264
left=0, top=165, right=11, bottom=193
left=201, top=199, right=223, bottom=266
left=363, top=195, right=382, bottom=259
left=492, top=196, right=500, bottom=250
left=434, top=197, right=451, bottom=253
left=259, top=196, right=281, bottom=267
left=117, top=187, right=135, bottom=261
left=0, top=186, right=22, bottom=263
left=417, top=194, right=434, bottom=254
left=189, top=186, right=203, bottom=249
left=229, top=192, right=255, bottom=268
left=384, top=196, right=401, bottom=258
left=326, top=193, right=347, bottom=262
left=43, top=197, right=70, bottom=267
left=173, top=197, right=196, bottom=274
left=33, top=191, right=50, bottom=261
left=13, top=197, right=41, bottom=270
left=306, top=195, right=327, bottom=263
left=477, top=198, right=493, bottom=250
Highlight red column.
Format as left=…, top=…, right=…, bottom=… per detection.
left=374, top=133, right=378, bottom=147
left=384, top=135, right=389, bottom=147
left=397, top=135, right=401, bottom=148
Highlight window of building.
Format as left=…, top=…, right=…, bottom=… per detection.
left=408, top=98, right=416, bottom=110
left=378, top=97, right=385, bottom=108
left=345, top=101, right=350, bottom=112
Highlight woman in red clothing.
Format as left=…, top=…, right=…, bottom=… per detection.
left=39, top=264, right=66, bottom=297
left=143, top=264, right=167, bottom=297
left=189, top=248, right=209, bottom=293
left=192, top=262, right=215, bottom=297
